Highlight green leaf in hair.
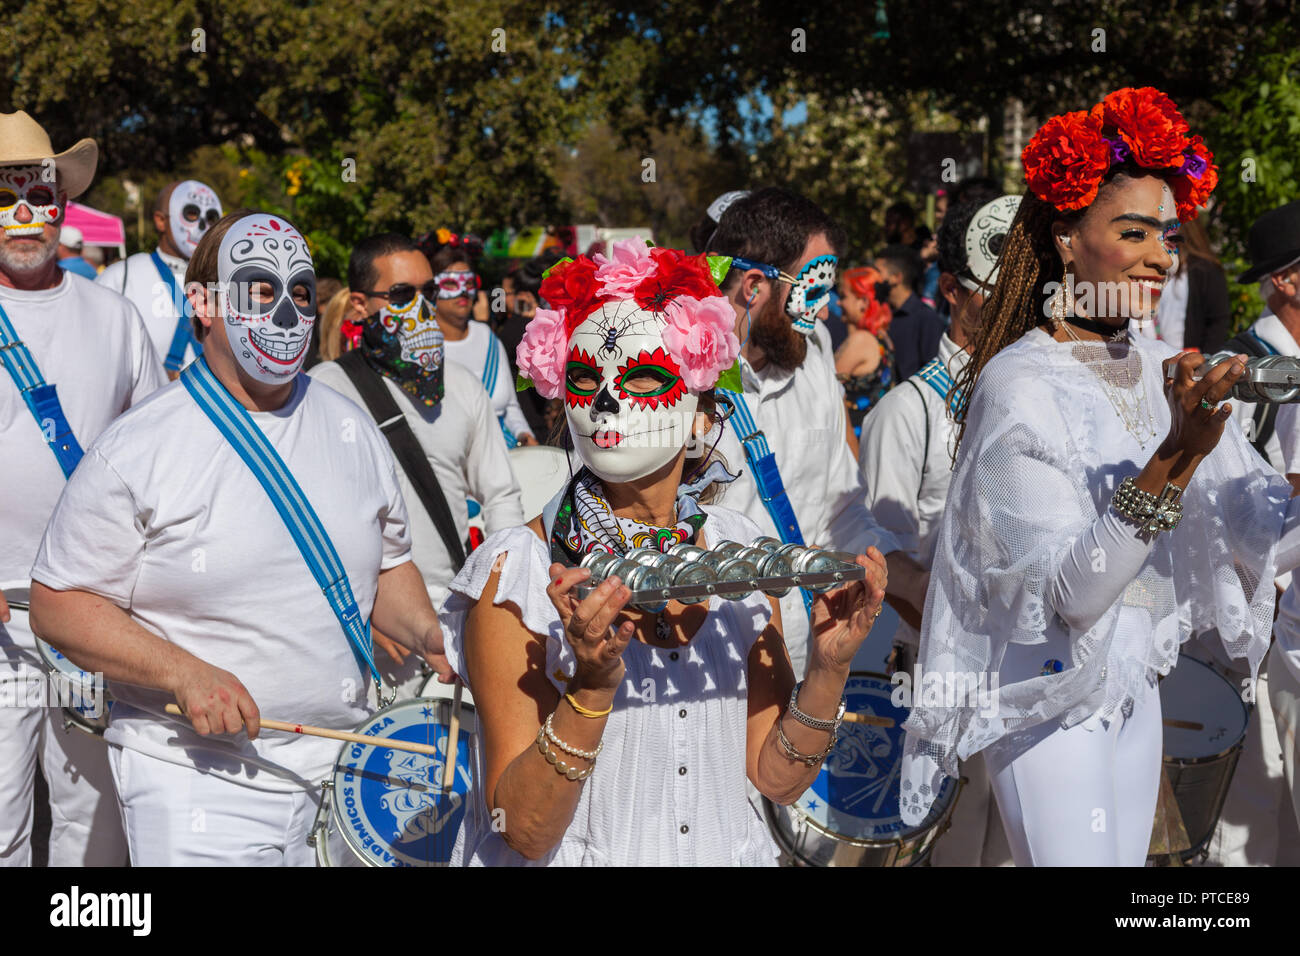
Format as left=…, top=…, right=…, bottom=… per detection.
left=715, top=360, right=742, bottom=393
left=707, top=255, right=733, bottom=286
left=516, top=373, right=533, bottom=392
left=541, top=257, right=573, bottom=279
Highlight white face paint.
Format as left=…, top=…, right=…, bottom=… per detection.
left=564, top=302, right=699, bottom=483
left=0, top=166, right=62, bottom=238
left=218, top=214, right=316, bottom=384
left=169, top=180, right=223, bottom=259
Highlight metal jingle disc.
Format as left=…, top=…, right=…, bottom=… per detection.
left=619, top=563, right=670, bottom=613
left=711, top=541, right=747, bottom=559
left=737, top=547, right=793, bottom=596
left=667, top=544, right=709, bottom=563
left=713, top=557, right=760, bottom=599
left=792, top=548, right=847, bottom=592
left=666, top=560, right=718, bottom=604
left=581, top=551, right=622, bottom=582
left=750, top=536, right=785, bottom=553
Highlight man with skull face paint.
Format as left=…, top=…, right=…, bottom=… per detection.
left=97, top=180, right=222, bottom=377
left=0, top=111, right=164, bottom=867
left=437, top=239, right=890, bottom=865
left=29, top=211, right=452, bottom=866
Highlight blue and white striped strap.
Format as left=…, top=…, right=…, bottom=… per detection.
left=916, top=357, right=963, bottom=417
left=180, top=358, right=385, bottom=693
left=481, top=332, right=499, bottom=394
left=0, top=300, right=84, bottom=478
left=151, top=251, right=202, bottom=373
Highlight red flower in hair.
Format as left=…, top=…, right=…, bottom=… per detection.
left=633, top=247, right=718, bottom=311
left=1093, top=87, right=1190, bottom=168
left=1021, top=110, right=1111, bottom=212
left=540, top=257, right=605, bottom=334
left=1170, top=134, right=1218, bottom=221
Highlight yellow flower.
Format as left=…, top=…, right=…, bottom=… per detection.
left=238, top=169, right=251, bottom=179
left=436, top=228, right=452, bottom=244
left=285, top=168, right=303, bottom=197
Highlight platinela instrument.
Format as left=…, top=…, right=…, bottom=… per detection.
left=573, top=537, right=866, bottom=612
left=1194, top=352, right=1300, bottom=403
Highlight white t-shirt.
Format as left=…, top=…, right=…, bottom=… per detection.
left=1, top=272, right=165, bottom=659
left=713, top=332, right=899, bottom=675
left=442, top=320, right=534, bottom=442
left=96, top=249, right=199, bottom=369
left=308, top=359, right=524, bottom=609
left=31, top=374, right=412, bottom=791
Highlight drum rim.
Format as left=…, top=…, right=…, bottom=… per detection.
left=1160, top=656, right=1250, bottom=761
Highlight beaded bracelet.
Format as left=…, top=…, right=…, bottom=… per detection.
left=535, top=725, right=596, bottom=780
left=544, top=711, right=602, bottom=761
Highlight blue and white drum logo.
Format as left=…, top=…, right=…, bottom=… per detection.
left=334, top=699, right=472, bottom=867
left=796, top=674, right=954, bottom=840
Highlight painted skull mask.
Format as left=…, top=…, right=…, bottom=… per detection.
left=0, top=166, right=62, bottom=239
left=170, top=180, right=223, bottom=259
left=379, top=293, right=444, bottom=369
left=564, top=302, right=699, bottom=483
left=785, top=254, right=838, bottom=335
left=218, top=214, right=316, bottom=384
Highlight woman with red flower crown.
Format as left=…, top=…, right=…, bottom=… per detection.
left=900, top=88, right=1300, bottom=865
left=436, top=239, right=891, bottom=865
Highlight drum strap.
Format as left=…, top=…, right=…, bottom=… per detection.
left=717, top=386, right=813, bottom=616
left=0, top=300, right=85, bottom=478
left=336, top=350, right=467, bottom=570
left=481, top=331, right=517, bottom=449
left=151, top=250, right=202, bottom=373
left=180, top=357, right=386, bottom=694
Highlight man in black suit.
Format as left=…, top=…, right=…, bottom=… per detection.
left=875, top=244, right=946, bottom=381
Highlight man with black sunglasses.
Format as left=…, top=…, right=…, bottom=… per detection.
left=97, top=180, right=222, bottom=379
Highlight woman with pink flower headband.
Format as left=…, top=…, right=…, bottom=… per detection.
left=437, top=238, right=890, bottom=865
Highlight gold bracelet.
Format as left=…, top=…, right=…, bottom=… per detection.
left=565, top=692, right=613, bottom=718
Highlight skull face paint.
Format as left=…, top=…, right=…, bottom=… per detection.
left=785, top=254, right=838, bottom=335
left=565, top=302, right=698, bottom=483
left=218, top=214, right=316, bottom=384
left=169, top=180, right=223, bottom=259
left=432, top=270, right=478, bottom=300
left=0, top=166, right=62, bottom=238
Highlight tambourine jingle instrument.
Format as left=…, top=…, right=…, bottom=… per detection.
left=1193, top=352, right=1300, bottom=403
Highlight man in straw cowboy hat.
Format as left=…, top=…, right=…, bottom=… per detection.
left=0, top=110, right=166, bottom=866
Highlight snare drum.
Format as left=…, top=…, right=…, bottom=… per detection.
left=765, top=672, right=960, bottom=866
left=36, top=638, right=112, bottom=736
left=509, top=445, right=571, bottom=523
left=310, top=696, right=476, bottom=867
left=1158, top=656, right=1249, bottom=861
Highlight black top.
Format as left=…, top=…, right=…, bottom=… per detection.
left=888, top=293, right=947, bottom=381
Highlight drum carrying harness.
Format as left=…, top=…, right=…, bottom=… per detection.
left=0, top=300, right=84, bottom=478
left=180, top=357, right=387, bottom=699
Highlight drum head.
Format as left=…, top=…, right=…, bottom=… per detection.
left=330, top=698, right=476, bottom=866
left=791, top=672, right=956, bottom=842
left=509, top=445, right=571, bottom=522
left=1159, top=656, right=1249, bottom=760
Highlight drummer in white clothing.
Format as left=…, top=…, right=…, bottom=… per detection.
left=96, top=179, right=222, bottom=377
left=311, top=233, right=524, bottom=696
left=440, top=242, right=888, bottom=865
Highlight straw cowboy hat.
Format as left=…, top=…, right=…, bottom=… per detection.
left=0, top=111, right=98, bottom=199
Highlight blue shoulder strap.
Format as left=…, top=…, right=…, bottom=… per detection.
left=180, top=358, right=385, bottom=696
left=0, top=301, right=84, bottom=478
left=151, top=251, right=203, bottom=373
left=915, top=356, right=963, bottom=417
left=717, top=386, right=813, bottom=615
left=480, top=331, right=519, bottom=448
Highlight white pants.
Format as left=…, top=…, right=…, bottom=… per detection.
left=0, top=608, right=127, bottom=867
left=110, top=746, right=320, bottom=866
left=984, top=678, right=1163, bottom=866
left=1270, top=649, right=1300, bottom=840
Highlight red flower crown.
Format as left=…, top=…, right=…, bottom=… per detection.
left=1021, top=87, right=1217, bottom=221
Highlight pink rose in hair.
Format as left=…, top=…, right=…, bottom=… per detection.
left=515, top=307, right=569, bottom=399
left=593, top=237, right=657, bottom=297
left=661, top=295, right=741, bottom=392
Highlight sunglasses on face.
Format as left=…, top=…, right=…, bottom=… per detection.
left=183, top=204, right=221, bottom=227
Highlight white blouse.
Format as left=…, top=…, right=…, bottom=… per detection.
left=440, top=504, right=781, bottom=866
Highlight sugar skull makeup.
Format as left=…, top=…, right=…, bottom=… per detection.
left=785, top=254, right=837, bottom=335
left=433, top=270, right=478, bottom=299
left=218, top=214, right=316, bottom=384
left=565, top=302, right=698, bottom=483
left=0, top=166, right=63, bottom=238
left=169, top=180, right=223, bottom=259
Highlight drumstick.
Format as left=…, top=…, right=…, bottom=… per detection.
left=163, top=703, right=441, bottom=757
left=441, top=681, right=463, bottom=792
left=842, top=711, right=895, bottom=728
left=1163, top=717, right=1204, bottom=731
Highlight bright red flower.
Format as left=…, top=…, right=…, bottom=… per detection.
left=1021, top=110, right=1111, bottom=212
left=633, top=247, right=718, bottom=311
left=540, top=257, right=606, bottom=334
left=1094, top=87, right=1190, bottom=168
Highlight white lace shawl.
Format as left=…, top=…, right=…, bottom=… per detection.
left=900, top=327, right=1291, bottom=825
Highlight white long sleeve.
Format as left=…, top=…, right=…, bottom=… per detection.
left=1047, top=506, right=1156, bottom=634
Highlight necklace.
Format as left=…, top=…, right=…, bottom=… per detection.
left=1056, top=319, right=1158, bottom=445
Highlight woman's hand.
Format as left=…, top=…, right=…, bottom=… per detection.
left=807, top=548, right=888, bottom=674
left=1161, top=351, right=1244, bottom=459
left=546, top=563, right=634, bottom=693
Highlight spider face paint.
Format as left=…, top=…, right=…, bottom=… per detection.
left=433, top=270, right=478, bottom=299
left=565, top=303, right=698, bottom=483
left=785, top=254, right=837, bottom=335
left=218, top=214, right=316, bottom=384
left=0, top=166, right=62, bottom=238
left=169, top=180, right=223, bottom=259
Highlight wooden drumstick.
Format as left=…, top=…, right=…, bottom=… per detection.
left=441, top=681, right=463, bottom=793
left=164, top=703, right=441, bottom=757
left=842, top=711, right=895, bottom=728
left=1162, top=717, right=1204, bottom=731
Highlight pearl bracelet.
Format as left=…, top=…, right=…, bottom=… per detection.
left=544, top=711, right=603, bottom=761
left=535, top=725, right=596, bottom=781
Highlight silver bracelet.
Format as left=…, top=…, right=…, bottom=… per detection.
left=776, top=715, right=839, bottom=768
left=787, top=682, right=847, bottom=734
left=544, top=711, right=603, bottom=761
left=535, top=725, right=596, bottom=780
left=1111, top=475, right=1184, bottom=535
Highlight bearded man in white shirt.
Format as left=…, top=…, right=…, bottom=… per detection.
left=702, top=186, right=926, bottom=677
left=0, top=111, right=165, bottom=867
left=858, top=194, right=1019, bottom=866
left=310, top=233, right=524, bottom=696
left=97, top=179, right=222, bottom=377
left=28, top=211, right=451, bottom=866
